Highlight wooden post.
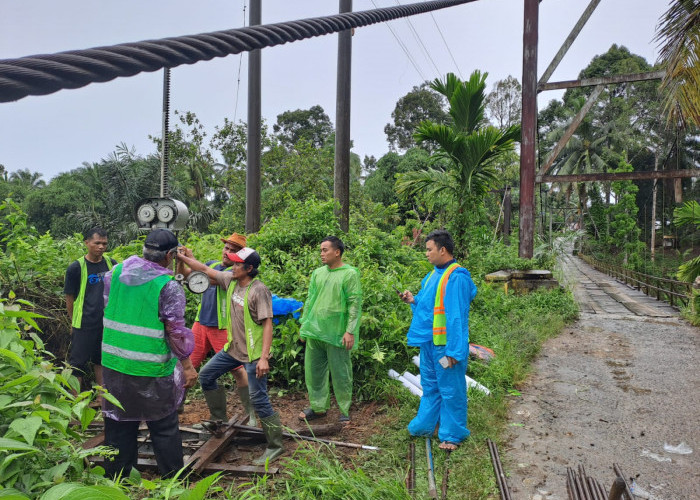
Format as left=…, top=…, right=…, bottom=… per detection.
left=245, top=0, right=262, bottom=233
left=519, top=0, right=539, bottom=258
left=334, top=0, right=352, bottom=232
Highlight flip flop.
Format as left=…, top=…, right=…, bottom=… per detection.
left=299, top=408, right=327, bottom=421
left=439, top=441, right=459, bottom=451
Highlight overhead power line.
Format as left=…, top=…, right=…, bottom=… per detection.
left=395, top=0, right=443, bottom=77
left=370, top=0, right=427, bottom=80
left=429, top=12, right=463, bottom=79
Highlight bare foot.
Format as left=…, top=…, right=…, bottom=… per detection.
left=439, top=441, right=458, bottom=451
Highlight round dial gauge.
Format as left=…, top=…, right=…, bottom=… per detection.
left=157, top=205, right=175, bottom=222
left=187, top=271, right=210, bottom=294
left=137, top=204, right=156, bottom=223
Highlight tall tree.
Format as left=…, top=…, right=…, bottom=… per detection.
left=384, top=83, right=450, bottom=151
left=396, top=71, right=520, bottom=247
left=486, top=75, right=522, bottom=129
left=273, top=105, right=334, bottom=149
left=654, top=0, right=700, bottom=127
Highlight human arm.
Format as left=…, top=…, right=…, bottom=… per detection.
left=159, top=281, right=195, bottom=361
left=255, top=317, right=274, bottom=378
left=177, top=247, right=225, bottom=286
left=180, top=357, right=197, bottom=389
left=63, top=261, right=80, bottom=321
left=342, top=269, right=362, bottom=350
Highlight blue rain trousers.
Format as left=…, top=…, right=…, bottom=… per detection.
left=407, top=340, right=469, bottom=444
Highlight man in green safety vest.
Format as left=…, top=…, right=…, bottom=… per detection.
left=101, top=229, right=197, bottom=478
left=64, top=227, right=117, bottom=390
left=177, top=245, right=283, bottom=466
left=176, top=233, right=256, bottom=424
left=399, top=230, right=477, bottom=451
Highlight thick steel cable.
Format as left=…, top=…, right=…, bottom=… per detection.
left=0, top=0, right=477, bottom=104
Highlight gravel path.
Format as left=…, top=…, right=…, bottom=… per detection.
left=505, top=254, right=699, bottom=500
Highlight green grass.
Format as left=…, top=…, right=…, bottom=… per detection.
left=233, top=286, right=578, bottom=499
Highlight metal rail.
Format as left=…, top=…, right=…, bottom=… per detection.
left=579, top=254, right=692, bottom=308
left=0, top=0, right=477, bottom=103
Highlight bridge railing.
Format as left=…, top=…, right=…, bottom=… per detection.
left=579, top=254, right=693, bottom=308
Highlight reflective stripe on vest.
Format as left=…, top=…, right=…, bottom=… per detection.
left=102, top=264, right=177, bottom=377
left=194, top=261, right=229, bottom=329
left=223, top=278, right=264, bottom=361
left=432, top=263, right=460, bottom=346
left=72, top=255, right=113, bottom=329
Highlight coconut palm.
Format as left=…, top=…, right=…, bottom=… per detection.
left=395, top=71, right=520, bottom=214
left=674, top=200, right=700, bottom=282
left=654, top=0, right=700, bottom=127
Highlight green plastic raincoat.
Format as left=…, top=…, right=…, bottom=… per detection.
left=299, top=264, right=362, bottom=348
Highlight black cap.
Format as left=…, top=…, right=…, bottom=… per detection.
left=144, top=229, right=179, bottom=252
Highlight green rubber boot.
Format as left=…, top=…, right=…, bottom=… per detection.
left=253, top=412, right=284, bottom=466
left=237, top=385, right=257, bottom=427
left=203, top=386, right=228, bottom=422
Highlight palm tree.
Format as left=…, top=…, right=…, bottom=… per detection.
left=654, top=0, right=700, bottom=127
left=674, top=200, right=700, bottom=282
left=396, top=71, right=520, bottom=217
left=9, top=169, right=45, bottom=189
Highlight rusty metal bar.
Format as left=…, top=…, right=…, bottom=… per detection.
left=407, top=440, right=416, bottom=496
left=612, top=464, right=635, bottom=500
left=538, top=0, right=601, bottom=86
left=538, top=84, right=604, bottom=177
left=440, top=450, right=451, bottom=500
left=519, top=0, right=539, bottom=259
left=487, top=438, right=513, bottom=500
left=539, top=168, right=699, bottom=183
left=539, top=70, right=665, bottom=92
left=426, top=438, right=438, bottom=499
left=233, top=423, right=379, bottom=450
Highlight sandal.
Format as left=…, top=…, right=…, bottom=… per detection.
left=299, top=408, right=327, bottom=421
left=339, top=414, right=350, bottom=423
left=439, top=441, right=459, bottom=451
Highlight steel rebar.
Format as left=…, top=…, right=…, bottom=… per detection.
left=406, top=441, right=415, bottom=495
left=440, top=450, right=451, bottom=500
left=487, top=438, right=512, bottom=500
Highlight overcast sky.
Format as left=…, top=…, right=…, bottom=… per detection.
left=0, top=0, right=669, bottom=180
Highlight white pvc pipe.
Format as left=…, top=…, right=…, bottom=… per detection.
left=388, top=369, right=423, bottom=397
left=402, top=371, right=422, bottom=390
left=410, top=354, right=491, bottom=395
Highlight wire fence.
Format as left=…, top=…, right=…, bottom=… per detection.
left=579, top=254, right=693, bottom=308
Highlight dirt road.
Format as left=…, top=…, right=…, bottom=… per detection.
left=505, top=254, right=699, bottom=500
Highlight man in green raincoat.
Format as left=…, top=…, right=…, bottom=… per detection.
left=299, top=236, right=362, bottom=423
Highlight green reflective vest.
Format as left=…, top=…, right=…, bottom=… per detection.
left=194, top=261, right=229, bottom=329
left=71, top=255, right=114, bottom=328
left=224, top=278, right=264, bottom=361
left=102, top=264, right=177, bottom=377
left=431, top=263, right=460, bottom=346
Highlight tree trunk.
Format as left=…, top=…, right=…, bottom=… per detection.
left=650, top=152, right=658, bottom=262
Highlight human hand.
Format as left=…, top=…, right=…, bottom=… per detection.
left=341, top=332, right=355, bottom=350
left=445, top=356, right=457, bottom=368
left=183, top=363, right=198, bottom=389
left=399, top=290, right=415, bottom=304
left=178, top=246, right=194, bottom=259
left=256, top=357, right=270, bottom=378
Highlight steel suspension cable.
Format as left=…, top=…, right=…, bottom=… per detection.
left=0, top=0, right=478, bottom=104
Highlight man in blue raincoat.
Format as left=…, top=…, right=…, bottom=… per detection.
left=399, top=230, right=477, bottom=450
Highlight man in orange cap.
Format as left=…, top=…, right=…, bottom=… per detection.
left=177, top=233, right=256, bottom=425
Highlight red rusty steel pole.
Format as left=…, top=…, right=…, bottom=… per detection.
left=519, top=0, right=539, bottom=258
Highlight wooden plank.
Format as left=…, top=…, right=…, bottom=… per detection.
left=538, top=70, right=665, bottom=91
left=185, top=414, right=244, bottom=473
left=539, top=168, right=699, bottom=183
left=82, top=432, right=105, bottom=449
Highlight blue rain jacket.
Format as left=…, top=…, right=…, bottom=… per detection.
left=406, top=263, right=477, bottom=362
